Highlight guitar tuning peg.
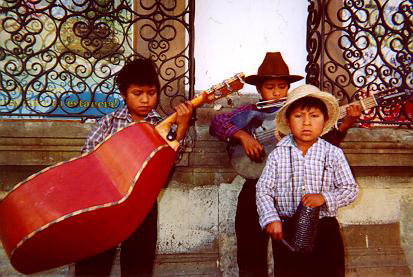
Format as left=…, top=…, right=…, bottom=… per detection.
left=213, top=103, right=223, bottom=111
left=235, top=73, right=245, bottom=83
left=224, top=81, right=233, bottom=92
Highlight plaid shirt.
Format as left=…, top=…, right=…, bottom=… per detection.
left=82, top=106, right=163, bottom=154
left=256, top=134, right=358, bottom=229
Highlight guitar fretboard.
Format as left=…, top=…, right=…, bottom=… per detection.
left=339, top=95, right=378, bottom=119
left=254, top=87, right=406, bottom=142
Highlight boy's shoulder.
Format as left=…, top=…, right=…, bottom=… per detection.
left=97, top=106, right=128, bottom=122
left=318, top=137, right=343, bottom=153
left=317, top=138, right=347, bottom=164
left=268, top=135, right=292, bottom=158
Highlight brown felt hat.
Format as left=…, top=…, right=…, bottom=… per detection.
left=245, top=52, right=303, bottom=85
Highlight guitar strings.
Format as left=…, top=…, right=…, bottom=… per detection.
left=255, top=130, right=277, bottom=143
left=340, top=96, right=376, bottom=118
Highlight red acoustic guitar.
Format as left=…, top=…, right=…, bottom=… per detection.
left=0, top=73, right=245, bottom=274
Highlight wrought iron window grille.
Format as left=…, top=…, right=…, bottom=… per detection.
left=306, top=0, right=412, bottom=127
left=0, top=0, right=195, bottom=121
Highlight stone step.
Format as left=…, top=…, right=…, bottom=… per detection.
left=0, top=245, right=219, bottom=277
left=343, top=223, right=411, bottom=277
left=347, top=266, right=411, bottom=277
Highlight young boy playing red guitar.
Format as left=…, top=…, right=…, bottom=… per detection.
left=75, top=58, right=193, bottom=276
left=209, top=52, right=361, bottom=276
left=257, top=84, right=359, bottom=276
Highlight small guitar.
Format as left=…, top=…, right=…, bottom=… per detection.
left=0, top=73, right=245, bottom=275
left=228, top=87, right=412, bottom=179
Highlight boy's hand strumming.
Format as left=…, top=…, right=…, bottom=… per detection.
left=233, top=130, right=265, bottom=162
left=338, top=104, right=362, bottom=133
left=175, top=101, right=193, bottom=141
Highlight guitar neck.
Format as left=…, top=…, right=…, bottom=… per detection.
left=154, top=93, right=209, bottom=150
left=155, top=73, right=245, bottom=150
left=159, top=93, right=208, bottom=125
left=339, top=95, right=378, bottom=119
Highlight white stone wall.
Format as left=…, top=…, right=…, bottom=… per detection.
left=194, top=0, right=308, bottom=93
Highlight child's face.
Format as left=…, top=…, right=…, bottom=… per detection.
left=287, top=105, right=326, bottom=146
left=123, top=84, right=158, bottom=120
left=259, top=79, right=289, bottom=101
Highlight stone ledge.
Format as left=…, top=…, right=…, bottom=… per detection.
left=342, top=223, right=411, bottom=276
left=1, top=120, right=413, bottom=168
left=346, top=246, right=409, bottom=268
left=0, top=246, right=219, bottom=277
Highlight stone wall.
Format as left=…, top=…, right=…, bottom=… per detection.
left=0, top=96, right=412, bottom=276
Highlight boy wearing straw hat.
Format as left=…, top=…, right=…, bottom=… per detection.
left=256, top=84, right=359, bottom=277
left=209, top=52, right=360, bottom=276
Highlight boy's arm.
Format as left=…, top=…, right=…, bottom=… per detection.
left=210, top=104, right=266, bottom=162
left=175, top=101, right=193, bottom=141
left=338, top=104, right=362, bottom=133
left=321, top=149, right=359, bottom=213
left=322, top=105, right=362, bottom=146
left=209, top=105, right=255, bottom=142
left=256, top=151, right=280, bottom=229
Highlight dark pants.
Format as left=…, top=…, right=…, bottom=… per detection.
left=235, top=178, right=269, bottom=277
left=75, top=203, right=158, bottom=277
left=235, top=179, right=345, bottom=277
left=272, top=216, right=345, bottom=277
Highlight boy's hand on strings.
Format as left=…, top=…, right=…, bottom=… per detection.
left=265, top=221, right=283, bottom=240
left=338, top=104, right=362, bottom=133
left=301, top=193, right=326, bottom=208
left=233, top=130, right=265, bottom=162
left=175, top=101, right=193, bottom=140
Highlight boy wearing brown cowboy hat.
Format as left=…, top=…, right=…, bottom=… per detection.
left=256, top=84, right=359, bottom=277
left=209, top=52, right=360, bottom=276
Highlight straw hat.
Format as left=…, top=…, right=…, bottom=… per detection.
left=245, top=52, right=303, bottom=85
left=275, top=84, right=340, bottom=136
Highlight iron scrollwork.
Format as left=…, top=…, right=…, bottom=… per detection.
left=306, top=0, right=412, bottom=126
left=0, top=0, right=195, bottom=119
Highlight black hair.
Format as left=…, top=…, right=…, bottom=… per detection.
left=285, top=96, right=329, bottom=120
left=116, top=58, right=160, bottom=97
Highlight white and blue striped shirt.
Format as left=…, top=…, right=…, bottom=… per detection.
left=256, top=134, right=358, bottom=229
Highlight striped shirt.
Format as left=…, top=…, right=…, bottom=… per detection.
left=256, top=134, right=358, bottom=229
left=82, top=106, right=163, bottom=154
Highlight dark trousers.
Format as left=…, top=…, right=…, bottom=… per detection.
left=235, top=178, right=269, bottom=277
left=272, top=216, right=345, bottom=277
left=235, top=179, right=345, bottom=277
left=75, top=203, right=158, bottom=277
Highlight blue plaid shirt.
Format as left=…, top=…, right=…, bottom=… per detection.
left=256, top=134, right=358, bottom=229
left=82, top=106, right=163, bottom=154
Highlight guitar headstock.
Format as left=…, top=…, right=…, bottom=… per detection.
left=202, top=73, right=245, bottom=103
left=373, top=87, right=412, bottom=107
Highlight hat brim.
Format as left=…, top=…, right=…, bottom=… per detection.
left=245, top=74, right=303, bottom=85
left=275, top=85, right=340, bottom=136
